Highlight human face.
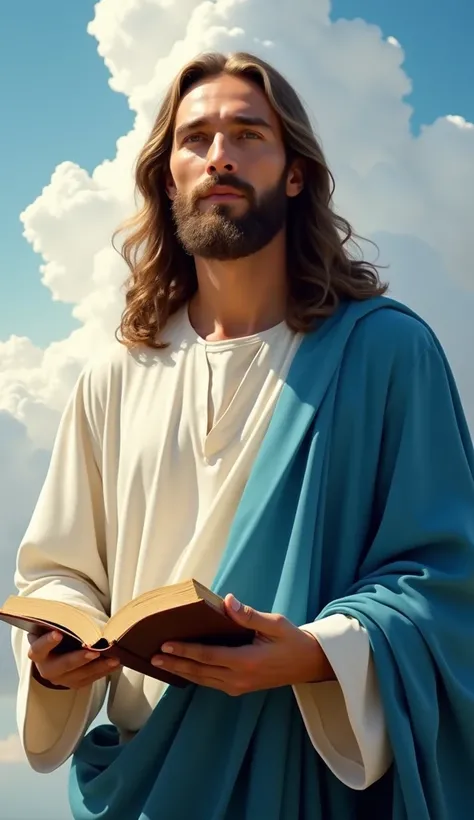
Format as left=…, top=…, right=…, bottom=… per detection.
left=167, top=73, right=303, bottom=260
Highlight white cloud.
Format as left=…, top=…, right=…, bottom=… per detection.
left=21, top=162, right=128, bottom=305
left=0, top=734, right=25, bottom=764
left=387, top=35, right=401, bottom=48
left=0, top=0, right=472, bottom=452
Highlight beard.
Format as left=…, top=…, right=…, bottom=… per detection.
left=171, top=171, right=288, bottom=261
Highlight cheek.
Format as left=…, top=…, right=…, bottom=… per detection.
left=169, top=151, right=204, bottom=193
left=245, top=146, right=286, bottom=177
left=245, top=156, right=286, bottom=193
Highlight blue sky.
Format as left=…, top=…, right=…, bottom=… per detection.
left=0, top=1, right=472, bottom=818
left=0, top=1, right=133, bottom=346
left=0, top=0, right=472, bottom=348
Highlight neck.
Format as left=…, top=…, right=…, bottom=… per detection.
left=189, top=231, right=287, bottom=341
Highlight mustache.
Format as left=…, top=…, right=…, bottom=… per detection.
left=191, top=174, right=255, bottom=204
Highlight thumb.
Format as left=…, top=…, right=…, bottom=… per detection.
left=224, top=594, right=288, bottom=637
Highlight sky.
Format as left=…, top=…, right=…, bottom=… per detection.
left=0, top=1, right=473, bottom=818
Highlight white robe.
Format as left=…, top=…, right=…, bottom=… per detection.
left=12, top=307, right=391, bottom=787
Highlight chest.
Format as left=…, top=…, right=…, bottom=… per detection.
left=106, top=337, right=298, bottom=499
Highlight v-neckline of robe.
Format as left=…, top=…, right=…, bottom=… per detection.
left=180, top=308, right=291, bottom=459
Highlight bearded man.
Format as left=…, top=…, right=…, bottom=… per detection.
left=12, top=51, right=474, bottom=820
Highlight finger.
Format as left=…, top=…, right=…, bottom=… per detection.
left=160, top=667, right=228, bottom=691
left=161, top=666, right=247, bottom=697
left=152, top=655, right=228, bottom=683
left=224, top=595, right=289, bottom=638
left=159, top=641, right=241, bottom=668
left=27, top=630, right=63, bottom=662
left=59, top=657, right=120, bottom=689
left=37, top=648, right=101, bottom=681
left=182, top=675, right=227, bottom=691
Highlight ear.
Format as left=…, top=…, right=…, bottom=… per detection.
left=165, top=169, right=177, bottom=200
left=286, top=160, right=304, bottom=199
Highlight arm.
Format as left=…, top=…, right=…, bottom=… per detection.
left=151, top=592, right=390, bottom=789
left=11, top=364, right=111, bottom=773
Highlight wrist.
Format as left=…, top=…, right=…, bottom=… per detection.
left=300, top=628, right=336, bottom=683
left=31, top=662, right=70, bottom=691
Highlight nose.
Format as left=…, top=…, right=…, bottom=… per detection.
left=206, top=133, right=238, bottom=176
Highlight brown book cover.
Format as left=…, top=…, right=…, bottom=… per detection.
left=0, top=579, right=254, bottom=688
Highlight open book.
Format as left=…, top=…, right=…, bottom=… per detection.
left=0, top=579, right=254, bottom=688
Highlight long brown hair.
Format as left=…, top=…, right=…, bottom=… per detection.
left=115, top=51, right=387, bottom=349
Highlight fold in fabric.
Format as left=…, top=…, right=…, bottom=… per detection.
left=295, top=614, right=392, bottom=788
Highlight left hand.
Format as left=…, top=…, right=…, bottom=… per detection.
left=151, top=594, right=334, bottom=696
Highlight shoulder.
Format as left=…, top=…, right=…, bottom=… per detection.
left=77, top=340, right=169, bottom=415
left=335, top=297, right=453, bottom=408
left=80, top=342, right=132, bottom=397
left=346, top=297, right=442, bottom=371
left=80, top=307, right=188, bottom=397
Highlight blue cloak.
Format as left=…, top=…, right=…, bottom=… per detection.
left=70, top=297, right=474, bottom=819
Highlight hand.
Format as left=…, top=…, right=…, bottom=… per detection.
left=27, top=631, right=120, bottom=690
left=151, top=594, right=335, bottom=696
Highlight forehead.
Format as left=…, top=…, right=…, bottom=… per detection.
left=174, top=73, right=280, bottom=132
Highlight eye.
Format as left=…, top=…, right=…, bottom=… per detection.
left=240, top=130, right=262, bottom=140
left=182, top=133, right=206, bottom=144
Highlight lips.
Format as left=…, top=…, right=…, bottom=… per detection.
left=202, top=186, right=245, bottom=199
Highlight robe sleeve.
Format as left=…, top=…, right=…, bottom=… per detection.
left=292, top=615, right=391, bottom=789
left=318, top=336, right=474, bottom=816
left=11, top=365, right=111, bottom=774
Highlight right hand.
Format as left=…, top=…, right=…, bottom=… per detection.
left=28, top=630, right=120, bottom=690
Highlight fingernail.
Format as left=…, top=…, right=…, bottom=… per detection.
left=161, top=644, right=174, bottom=653
left=230, top=595, right=241, bottom=611
left=151, top=658, right=164, bottom=667
left=50, top=631, right=62, bottom=642
left=85, top=651, right=99, bottom=660
left=107, top=659, right=120, bottom=668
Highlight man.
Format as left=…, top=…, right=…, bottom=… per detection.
left=12, top=51, right=474, bottom=819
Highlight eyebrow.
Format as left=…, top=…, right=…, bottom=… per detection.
left=174, top=114, right=274, bottom=140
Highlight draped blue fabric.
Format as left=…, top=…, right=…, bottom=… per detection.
left=70, top=298, right=474, bottom=819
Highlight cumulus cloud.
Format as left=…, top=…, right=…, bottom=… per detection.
left=0, top=734, right=25, bottom=764
left=22, top=162, right=128, bottom=305
left=0, top=0, right=472, bottom=593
